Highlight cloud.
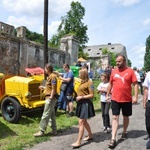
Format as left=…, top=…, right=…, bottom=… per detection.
left=39, top=21, right=61, bottom=39
left=2, top=0, right=81, bottom=19
left=7, top=16, right=40, bottom=31
left=2, top=0, right=43, bottom=17
left=111, top=0, right=140, bottom=7
left=49, top=0, right=81, bottom=18
left=2, top=0, right=81, bottom=34
left=8, top=16, right=61, bottom=37
left=142, top=18, right=150, bottom=26
left=128, top=44, right=145, bottom=68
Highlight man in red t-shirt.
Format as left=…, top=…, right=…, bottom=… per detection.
left=106, top=55, right=139, bottom=148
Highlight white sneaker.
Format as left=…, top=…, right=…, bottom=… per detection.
left=103, top=126, right=107, bottom=132
left=106, top=127, right=111, bottom=133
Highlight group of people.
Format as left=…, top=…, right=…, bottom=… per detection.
left=33, top=63, right=95, bottom=149
left=33, top=63, right=76, bottom=137
left=33, top=54, right=150, bottom=149
left=96, top=55, right=138, bottom=148
left=97, top=55, right=150, bottom=149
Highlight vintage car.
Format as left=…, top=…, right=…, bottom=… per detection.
left=0, top=66, right=81, bottom=123
left=0, top=73, right=46, bottom=123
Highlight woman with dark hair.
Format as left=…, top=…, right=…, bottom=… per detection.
left=71, top=68, right=95, bottom=148
left=33, top=63, right=58, bottom=137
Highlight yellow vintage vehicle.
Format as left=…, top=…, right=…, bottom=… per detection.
left=0, top=67, right=81, bottom=123
left=0, top=73, right=46, bottom=123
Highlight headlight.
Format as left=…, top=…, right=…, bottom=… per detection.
left=25, top=92, right=32, bottom=100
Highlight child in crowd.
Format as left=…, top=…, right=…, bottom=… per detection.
left=97, top=73, right=111, bottom=133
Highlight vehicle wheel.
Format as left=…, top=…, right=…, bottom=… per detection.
left=1, top=97, right=21, bottom=123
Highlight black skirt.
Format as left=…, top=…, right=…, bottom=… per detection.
left=75, top=99, right=95, bottom=119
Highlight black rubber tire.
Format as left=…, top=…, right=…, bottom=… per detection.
left=1, top=97, right=21, bottom=123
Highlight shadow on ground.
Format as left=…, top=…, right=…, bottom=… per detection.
left=0, top=121, right=18, bottom=139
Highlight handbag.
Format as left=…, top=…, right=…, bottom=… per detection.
left=60, top=82, right=68, bottom=92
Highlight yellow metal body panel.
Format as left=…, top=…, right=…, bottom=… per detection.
left=57, top=78, right=62, bottom=95
left=28, top=73, right=81, bottom=94
left=74, top=77, right=81, bottom=93
left=4, top=76, right=45, bottom=108
left=55, top=77, right=80, bottom=94
left=1, top=75, right=81, bottom=109
left=29, top=74, right=44, bottom=82
left=0, top=69, right=81, bottom=123
left=29, top=75, right=65, bottom=95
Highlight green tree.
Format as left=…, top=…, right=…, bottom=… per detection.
left=102, top=48, right=132, bottom=67
left=128, top=59, right=132, bottom=67
left=49, top=1, right=88, bottom=57
left=26, top=28, right=44, bottom=44
left=102, top=48, right=117, bottom=67
left=144, top=35, right=150, bottom=71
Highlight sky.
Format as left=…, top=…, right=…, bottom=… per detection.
left=0, top=0, right=150, bottom=69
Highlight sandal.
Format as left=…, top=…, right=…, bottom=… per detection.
left=71, top=142, right=81, bottom=148
left=33, top=131, right=44, bottom=137
left=108, top=139, right=116, bottom=148
left=83, top=136, right=93, bottom=141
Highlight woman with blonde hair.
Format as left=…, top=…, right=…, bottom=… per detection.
left=71, top=68, right=95, bottom=148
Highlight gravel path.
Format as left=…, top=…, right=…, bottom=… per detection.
left=26, top=95, right=148, bottom=150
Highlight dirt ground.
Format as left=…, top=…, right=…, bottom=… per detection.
left=26, top=95, right=148, bottom=150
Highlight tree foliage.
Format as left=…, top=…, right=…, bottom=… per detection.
left=127, top=59, right=131, bottom=67
left=144, top=35, right=150, bottom=71
left=49, top=1, right=89, bottom=56
left=26, top=28, right=44, bottom=44
left=102, top=48, right=132, bottom=67
left=102, top=48, right=117, bottom=67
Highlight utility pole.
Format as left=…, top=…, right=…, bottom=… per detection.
left=43, top=0, right=48, bottom=79
left=44, top=0, right=48, bottom=65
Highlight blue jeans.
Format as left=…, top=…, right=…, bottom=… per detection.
left=57, top=91, right=67, bottom=110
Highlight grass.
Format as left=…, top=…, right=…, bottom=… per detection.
left=0, top=80, right=101, bottom=150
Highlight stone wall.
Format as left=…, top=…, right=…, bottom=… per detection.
left=0, top=22, right=14, bottom=36
left=0, top=22, right=79, bottom=75
left=60, top=35, right=79, bottom=65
